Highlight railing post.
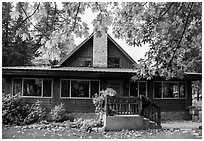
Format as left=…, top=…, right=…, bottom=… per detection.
left=157, top=106, right=161, bottom=126
left=105, top=96, right=108, bottom=116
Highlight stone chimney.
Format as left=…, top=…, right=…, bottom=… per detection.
left=93, top=31, right=108, bottom=67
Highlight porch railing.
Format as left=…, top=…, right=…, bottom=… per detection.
left=140, top=95, right=161, bottom=126
left=105, top=96, right=142, bottom=115
left=105, top=95, right=161, bottom=126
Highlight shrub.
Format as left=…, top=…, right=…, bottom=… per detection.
left=2, top=93, right=30, bottom=125
left=92, top=88, right=116, bottom=124
left=2, top=93, right=46, bottom=125
left=23, top=100, right=46, bottom=124
left=50, top=103, right=67, bottom=122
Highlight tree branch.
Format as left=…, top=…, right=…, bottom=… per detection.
left=71, top=2, right=81, bottom=32
left=168, top=2, right=194, bottom=65
left=19, top=2, right=48, bottom=37
left=158, top=2, right=174, bottom=20
left=15, top=2, right=40, bottom=31
left=50, top=2, right=57, bottom=28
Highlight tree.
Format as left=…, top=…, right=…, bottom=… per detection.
left=2, top=2, right=33, bottom=66
left=112, top=2, right=202, bottom=79
left=8, top=2, right=113, bottom=65
left=7, top=2, right=201, bottom=80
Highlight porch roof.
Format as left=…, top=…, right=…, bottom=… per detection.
left=2, top=66, right=137, bottom=73
left=2, top=66, right=137, bottom=78
left=2, top=66, right=202, bottom=80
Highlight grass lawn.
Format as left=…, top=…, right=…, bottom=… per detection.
left=2, top=123, right=202, bottom=139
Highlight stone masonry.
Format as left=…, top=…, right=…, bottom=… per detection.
left=93, top=31, right=108, bottom=67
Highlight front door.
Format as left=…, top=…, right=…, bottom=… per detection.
left=108, top=80, right=123, bottom=96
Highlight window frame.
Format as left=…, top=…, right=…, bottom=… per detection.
left=60, top=79, right=100, bottom=99
left=108, top=57, right=121, bottom=68
left=79, top=56, right=92, bottom=67
left=129, top=81, right=147, bottom=97
left=153, top=81, right=187, bottom=99
left=12, top=78, right=53, bottom=98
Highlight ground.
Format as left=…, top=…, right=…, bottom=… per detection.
left=2, top=121, right=202, bottom=139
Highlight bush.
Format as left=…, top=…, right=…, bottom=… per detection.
left=92, top=88, right=116, bottom=124
left=2, top=93, right=30, bottom=125
left=2, top=93, right=46, bottom=125
left=23, top=100, right=46, bottom=124
left=50, top=103, right=67, bottom=122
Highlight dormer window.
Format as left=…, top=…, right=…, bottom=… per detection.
left=108, top=57, right=120, bottom=68
left=79, top=57, right=92, bottom=67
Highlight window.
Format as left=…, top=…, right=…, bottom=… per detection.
left=23, top=79, right=42, bottom=96
left=43, top=79, right=52, bottom=97
left=60, top=79, right=100, bottom=98
left=12, top=78, right=52, bottom=97
left=61, top=80, right=70, bottom=98
left=79, top=57, right=92, bottom=67
left=130, top=81, right=147, bottom=97
left=71, top=80, right=89, bottom=97
left=179, top=83, right=186, bottom=98
left=13, top=79, right=22, bottom=95
left=108, top=57, right=120, bottom=68
left=163, top=82, right=179, bottom=98
left=91, top=81, right=100, bottom=97
left=154, top=82, right=162, bottom=98
left=154, top=81, right=186, bottom=99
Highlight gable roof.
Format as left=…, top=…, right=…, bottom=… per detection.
left=57, top=32, right=94, bottom=66
left=107, top=34, right=136, bottom=64
left=57, top=32, right=136, bottom=66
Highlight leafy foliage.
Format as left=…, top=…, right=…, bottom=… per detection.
left=50, top=103, right=67, bottom=122
left=112, top=2, right=202, bottom=79
left=2, top=2, right=33, bottom=66
left=4, top=2, right=201, bottom=79
left=92, top=88, right=116, bottom=124
left=23, top=100, right=46, bottom=124
left=2, top=93, right=45, bottom=125
left=2, top=93, right=30, bottom=125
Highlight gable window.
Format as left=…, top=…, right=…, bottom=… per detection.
left=130, top=81, right=147, bottom=97
left=12, top=78, right=52, bottom=97
left=108, top=57, right=120, bottom=68
left=79, top=57, right=92, bottom=67
left=154, top=81, right=186, bottom=99
left=60, top=79, right=100, bottom=98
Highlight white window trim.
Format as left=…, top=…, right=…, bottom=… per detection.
left=12, top=78, right=53, bottom=98
left=153, top=81, right=187, bottom=99
left=60, top=79, right=100, bottom=99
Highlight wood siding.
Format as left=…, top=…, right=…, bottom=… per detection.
left=4, top=75, right=193, bottom=115
left=147, top=81, right=191, bottom=112
left=108, top=39, right=133, bottom=68
left=62, top=37, right=93, bottom=67
left=61, top=36, right=134, bottom=68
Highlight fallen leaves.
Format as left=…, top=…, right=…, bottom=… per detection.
left=3, top=121, right=202, bottom=139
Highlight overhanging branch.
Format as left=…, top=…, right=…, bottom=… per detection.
left=168, top=2, right=194, bottom=66
left=15, top=2, right=40, bottom=32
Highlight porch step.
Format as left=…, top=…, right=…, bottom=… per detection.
left=143, top=118, right=150, bottom=129
left=104, top=115, right=161, bottom=131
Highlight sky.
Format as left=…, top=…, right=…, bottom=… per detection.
left=74, top=7, right=150, bottom=62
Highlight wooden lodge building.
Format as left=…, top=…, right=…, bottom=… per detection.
left=2, top=32, right=202, bottom=121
